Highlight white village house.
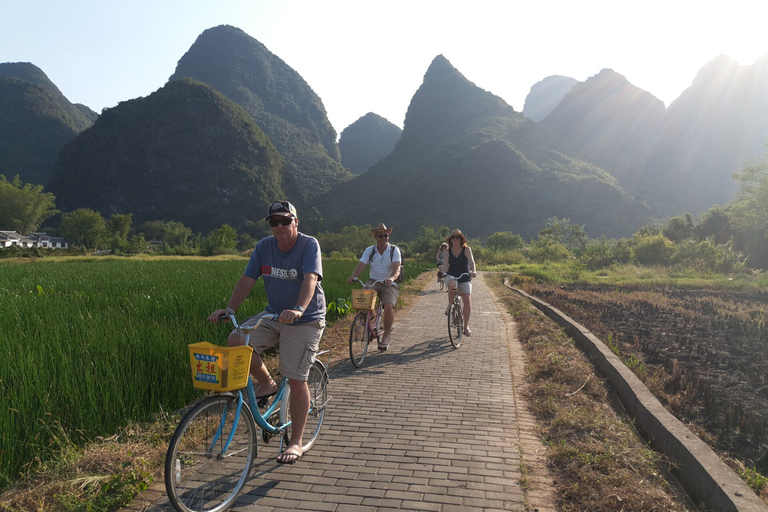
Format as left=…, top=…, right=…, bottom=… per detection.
left=0, top=231, right=69, bottom=249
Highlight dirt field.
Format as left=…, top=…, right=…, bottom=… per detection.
left=524, top=283, right=768, bottom=473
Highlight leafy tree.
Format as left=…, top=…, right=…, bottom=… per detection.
left=60, top=209, right=108, bottom=251
left=316, top=225, right=375, bottom=257
left=662, top=213, right=694, bottom=243
left=486, top=231, right=524, bottom=251
left=728, top=155, right=768, bottom=267
left=140, top=220, right=193, bottom=249
left=0, top=174, right=59, bottom=234
left=237, top=234, right=258, bottom=252
left=406, top=226, right=451, bottom=256
left=528, top=237, right=570, bottom=262
left=694, top=206, right=732, bottom=245
left=108, top=214, right=133, bottom=240
left=732, top=156, right=768, bottom=232
left=632, top=234, right=674, bottom=266
left=107, top=213, right=133, bottom=254
left=536, top=217, right=588, bottom=257
left=201, top=224, right=238, bottom=256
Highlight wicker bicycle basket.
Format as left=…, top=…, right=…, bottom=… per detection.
left=351, top=289, right=378, bottom=310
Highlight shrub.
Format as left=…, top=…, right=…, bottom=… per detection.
left=486, top=231, right=524, bottom=251
left=672, top=238, right=746, bottom=273
left=632, top=234, right=674, bottom=266
left=528, top=239, right=570, bottom=262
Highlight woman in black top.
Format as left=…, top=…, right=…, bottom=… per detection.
left=439, top=229, right=477, bottom=336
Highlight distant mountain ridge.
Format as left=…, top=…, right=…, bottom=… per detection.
left=4, top=28, right=767, bottom=242
left=535, top=55, right=768, bottom=217
left=0, top=62, right=95, bottom=185
left=48, top=79, right=287, bottom=233
left=339, top=113, right=402, bottom=174
left=168, top=25, right=352, bottom=198
left=523, top=75, right=577, bottom=122
left=317, top=55, right=651, bottom=240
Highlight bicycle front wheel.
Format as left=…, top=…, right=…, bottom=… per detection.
left=279, top=360, right=328, bottom=453
left=448, top=302, right=463, bottom=348
left=349, top=312, right=368, bottom=367
left=165, top=394, right=256, bottom=512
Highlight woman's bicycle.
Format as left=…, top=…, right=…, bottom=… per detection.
left=446, top=272, right=471, bottom=349
left=164, top=311, right=330, bottom=512
left=437, top=269, right=445, bottom=290
left=348, top=278, right=385, bottom=367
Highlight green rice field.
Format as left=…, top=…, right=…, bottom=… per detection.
left=0, top=256, right=360, bottom=488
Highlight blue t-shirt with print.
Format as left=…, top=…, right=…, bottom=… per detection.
left=243, top=233, right=326, bottom=323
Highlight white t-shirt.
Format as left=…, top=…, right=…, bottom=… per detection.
left=360, top=244, right=402, bottom=282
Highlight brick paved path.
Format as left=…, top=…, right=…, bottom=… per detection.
left=131, top=274, right=555, bottom=511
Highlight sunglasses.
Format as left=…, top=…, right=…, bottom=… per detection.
left=451, top=236, right=462, bottom=240
left=268, top=217, right=294, bottom=227
left=377, top=234, right=389, bottom=239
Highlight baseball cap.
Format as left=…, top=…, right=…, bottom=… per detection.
left=265, top=201, right=298, bottom=220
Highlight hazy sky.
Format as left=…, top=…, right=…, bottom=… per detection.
left=2, top=0, right=767, bottom=135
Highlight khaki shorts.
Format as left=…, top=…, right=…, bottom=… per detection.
left=445, top=275, right=472, bottom=295
left=366, top=279, right=399, bottom=305
left=232, top=315, right=325, bottom=381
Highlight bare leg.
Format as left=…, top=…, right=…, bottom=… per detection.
left=278, top=378, right=309, bottom=463
left=461, top=293, right=472, bottom=334
left=382, top=303, right=395, bottom=338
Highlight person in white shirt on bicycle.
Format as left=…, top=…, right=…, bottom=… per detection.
left=346, top=223, right=401, bottom=350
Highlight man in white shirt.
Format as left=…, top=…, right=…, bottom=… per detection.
left=346, top=223, right=401, bottom=351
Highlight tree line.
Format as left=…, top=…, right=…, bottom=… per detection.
left=2, top=152, right=768, bottom=270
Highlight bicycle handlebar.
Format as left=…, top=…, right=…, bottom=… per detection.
left=352, top=277, right=387, bottom=289
left=445, top=272, right=473, bottom=280
left=218, top=309, right=279, bottom=331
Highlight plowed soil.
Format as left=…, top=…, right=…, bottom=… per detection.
left=525, top=284, right=768, bottom=471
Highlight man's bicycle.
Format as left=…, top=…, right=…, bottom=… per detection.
left=446, top=272, right=472, bottom=349
left=164, top=311, right=330, bottom=512
left=348, top=278, right=385, bottom=366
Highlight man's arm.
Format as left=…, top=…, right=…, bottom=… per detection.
left=279, top=271, right=318, bottom=324
left=228, top=275, right=257, bottom=310
left=346, top=261, right=367, bottom=284
left=386, top=260, right=400, bottom=285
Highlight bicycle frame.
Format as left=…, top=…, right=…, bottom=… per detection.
left=166, top=310, right=330, bottom=512
left=216, top=312, right=329, bottom=450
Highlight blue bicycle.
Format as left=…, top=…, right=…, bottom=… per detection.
left=164, top=312, right=330, bottom=512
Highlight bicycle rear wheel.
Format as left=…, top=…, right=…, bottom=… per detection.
left=279, top=360, right=328, bottom=452
left=165, top=394, right=256, bottom=512
left=349, top=312, right=368, bottom=367
left=448, top=302, right=463, bottom=348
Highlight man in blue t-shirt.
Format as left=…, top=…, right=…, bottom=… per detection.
left=209, top=200, right=325, bottom=464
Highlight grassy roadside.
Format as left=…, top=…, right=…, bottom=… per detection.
left=0, top=271, right=431, bottom=512
left=485, top=274, right=698, bottom=512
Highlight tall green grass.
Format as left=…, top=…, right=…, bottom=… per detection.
left=0, top=257, right=357, bottom=488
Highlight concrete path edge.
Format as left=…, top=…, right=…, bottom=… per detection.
left=510, top=285, right=768, bottom=512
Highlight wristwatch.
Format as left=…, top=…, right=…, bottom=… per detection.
left=294, top=305, right=305, bottom=313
